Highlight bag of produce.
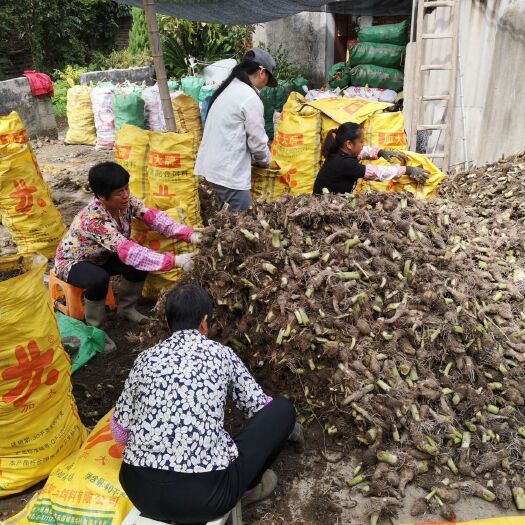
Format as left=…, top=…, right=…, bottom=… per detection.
left=327, top=62, right=351, bottom=90
left=357, top=20, right=408, bottom=46
left=350, top=65, right=404, bottom=92
left=349, top=42, right=405, bottom=69
left=113, top=86, right=145, bottom=131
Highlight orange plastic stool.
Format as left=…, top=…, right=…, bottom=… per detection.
left=48, top=271, right=117, bottom=321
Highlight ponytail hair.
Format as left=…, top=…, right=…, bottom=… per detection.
left=206, top=56, right=261, bottom=114
left=321, top=122, right=363, bottom=157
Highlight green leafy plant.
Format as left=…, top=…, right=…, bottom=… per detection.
left=256, top=42, right=301, bottom=82
left=159, top=18, right=252, bottom=77
left=102, top=49, right=152, bottom=69
left=51, top=64, right=92, bottom=117
left=0, top=0, right=130, bottom=75
left=128, top=7, right=150, bottom=56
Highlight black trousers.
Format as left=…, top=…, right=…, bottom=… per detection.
left=119, top=397, right=296, bottom=524
left=67, top=255, right=147, bottom=301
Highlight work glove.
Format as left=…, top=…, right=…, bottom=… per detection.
left=189, top=228, right=203, bottom=245
left=379, top=149, right=407, bottom=163
left=406, top=166, right=430, bottom=184
left=174, top=252, right=196, bottom=272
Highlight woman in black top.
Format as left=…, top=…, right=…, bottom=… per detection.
left=313, top=122, right=428, bottom=195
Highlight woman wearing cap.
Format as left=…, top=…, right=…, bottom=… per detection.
left=195, top=48, right=277, bottom=211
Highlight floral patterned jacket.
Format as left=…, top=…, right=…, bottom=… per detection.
left=53, top=196, right=193, bottom=280
left=112, top=330, right=270, bottom=472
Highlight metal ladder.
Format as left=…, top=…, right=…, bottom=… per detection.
left=409, top=0, right=460, bottom=171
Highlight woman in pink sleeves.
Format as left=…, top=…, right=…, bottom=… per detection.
left=54, top=162, right=201, bottom=351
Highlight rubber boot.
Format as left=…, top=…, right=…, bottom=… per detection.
left=242, top=469, right=278, bottom=506
left=84, top=298, right=117, bottom=353
left=117, top=279, right=149, bottom=324
left=288, top=422, right=305, bottom=450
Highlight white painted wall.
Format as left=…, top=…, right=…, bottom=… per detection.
left=408, top=0, right=525, bottom=168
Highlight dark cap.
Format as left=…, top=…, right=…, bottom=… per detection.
left=244, top=47, right=278, bottom=87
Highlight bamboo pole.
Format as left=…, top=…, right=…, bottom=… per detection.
left=142, top=0, right=176, bottom=131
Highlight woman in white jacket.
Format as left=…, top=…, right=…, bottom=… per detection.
left=195, top=48, right=277, bottom=211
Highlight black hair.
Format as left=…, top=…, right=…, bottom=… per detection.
left=165, top=284, right=213, bottom=332
left=321, top=122, right=363, bottom=158
left=206, top=53, right=262, bottom=114
left=88, top=162, right=130, bottom=200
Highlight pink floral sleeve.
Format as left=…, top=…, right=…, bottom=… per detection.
left=86, top=217, right=174, bottom=272
left=110, top=412, right=129, bottom=444
left=142, top=209, right=193, bottom=242
left=358, top=146, right=406, bottom=181
left=364, top=165, right=406, bottom=182
left=130, top=196, right=193, bottom=243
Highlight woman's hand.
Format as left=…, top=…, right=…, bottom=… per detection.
left=378, top=149, right=407, bottom=164
left=174, top=253, right=196, bottom=272
left=406, top=166, right=430, bottom=184
left=190, top=231, right=203, bottom=245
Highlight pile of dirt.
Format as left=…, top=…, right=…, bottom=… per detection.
left=171, top=191, right=525, bottom=520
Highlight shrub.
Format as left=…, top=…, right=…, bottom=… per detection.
left=128, top=7, right=150, bottom=56
left=256, top=42, right=301, bottom=82
left=159, top=18, right=252, bottom=77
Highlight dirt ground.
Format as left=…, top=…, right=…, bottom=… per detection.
left=0, top=133, right=522, bottom=525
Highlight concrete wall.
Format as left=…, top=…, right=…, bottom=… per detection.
left=254, top=12, right=335, bottom=87
left=0, top=77, right=57, bottom=139
left=79, top=66, right=155, bottom=86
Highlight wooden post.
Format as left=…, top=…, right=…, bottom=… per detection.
left=142, top=0, right=176, bottom=132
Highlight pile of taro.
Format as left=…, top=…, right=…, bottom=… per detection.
left=174, top=161, right=525, bottom=519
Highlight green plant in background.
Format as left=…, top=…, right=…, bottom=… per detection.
left=159, top=18, right=252, bottom=77
left=257, top=42, right=301, bottom=82
left=102, top=49, right=152, bottom=69
left=128, top=7, right=150, bottom=56
left=52, top=65, right=91, bottom=118
left=0, top=0, right=130, bottom=77
left=50, top=50, right=152, bottom=118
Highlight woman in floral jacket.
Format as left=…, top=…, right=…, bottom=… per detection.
left=54, top=162, right=200, bottom=351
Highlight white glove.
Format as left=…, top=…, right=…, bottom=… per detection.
left=174, top=252, right=195, bottom=272
left=190, top=232, right=203, bottom=245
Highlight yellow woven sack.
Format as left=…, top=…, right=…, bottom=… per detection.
left=271, top=92, right=322, bottom=195
left=0, top=111, right=29, bottom=145
left=307, top=97, right=391, bottom=124
left=142, top=230, right=198, bottom=301
left=0, top=111, right=44, bottom=179
left=4, top=409, right=132, bottom=525
left=171, top=94, right=202, bottom=145
left=306, top=97, right=392, bottom=142
left=146, top=131, right=201, bottom=226
left=0, top=143, right=66, bottom=259
left=126, top=131, right=202, bottom=299
left=362, top=110, right=407, bottom=150
left=64, top=86, right=96, bottom=146
left=0, top=255, right=86, bottom=496
left=133, top=207, right=199, bottom=301
left=356, top=151, right=445, bottom=199
left=251, top=162, right=290, bottom=203
left=114, top=125, right=151, bottom=201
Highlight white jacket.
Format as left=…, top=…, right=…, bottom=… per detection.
left=194, top=78, right=270, bottom=191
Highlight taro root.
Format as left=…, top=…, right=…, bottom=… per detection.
left=172, top=184, right=525, bottom=514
